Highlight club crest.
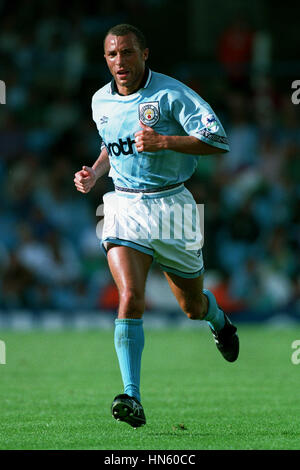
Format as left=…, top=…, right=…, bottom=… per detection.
left=139, top=101, right=160, bottom=127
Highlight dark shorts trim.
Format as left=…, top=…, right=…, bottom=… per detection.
left=159, top=262, right=205, bottom=279
left=101, top=237, right=154, bottom=258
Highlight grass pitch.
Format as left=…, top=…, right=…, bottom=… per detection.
left=0, top=324, right=300, bottom=450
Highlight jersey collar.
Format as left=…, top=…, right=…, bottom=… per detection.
left=110, top=67, right=152, bottom=95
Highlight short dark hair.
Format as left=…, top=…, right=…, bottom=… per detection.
left=104, top=24, right=147, bottom=51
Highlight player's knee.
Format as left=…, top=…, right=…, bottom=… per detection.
left=185, top=311, right=200, bottom=320
left=119, top=288, right=145, bottom=316
left=182, top=301, right=200, bottom=320
left=182, top=295, right=207, bottom=320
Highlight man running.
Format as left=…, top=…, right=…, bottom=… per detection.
left=74, top=23, right=239, bottom=429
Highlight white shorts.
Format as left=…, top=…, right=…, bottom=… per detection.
left=100, top=184, right=204, bottom=278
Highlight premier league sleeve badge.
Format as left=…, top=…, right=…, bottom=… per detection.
left=139, top=101, right=160, bottom=127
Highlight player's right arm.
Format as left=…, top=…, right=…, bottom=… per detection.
left=74, top=146, right=110, bottom=194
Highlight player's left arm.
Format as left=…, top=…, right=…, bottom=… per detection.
left=135, top=122, right=227, bottom=155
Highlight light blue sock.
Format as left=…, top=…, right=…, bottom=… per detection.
left=203, top=289, right=225, bottom=332
left=114, top=318, right=144, bottom=402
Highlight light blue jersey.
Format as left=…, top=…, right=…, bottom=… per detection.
left=92, top=69, right=229, bottom=190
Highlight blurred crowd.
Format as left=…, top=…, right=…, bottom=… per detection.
left=0, top=1, right=299, bottom=318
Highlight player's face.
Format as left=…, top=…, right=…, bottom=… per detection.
left=104, top=33, right=149, bottom=95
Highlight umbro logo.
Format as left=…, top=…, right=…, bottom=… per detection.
left=100, top=115, right=109, bottom=125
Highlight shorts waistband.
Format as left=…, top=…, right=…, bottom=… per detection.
left=114, top=182, right=183, bottom=194
left=114, top=184, right=185, bottom=200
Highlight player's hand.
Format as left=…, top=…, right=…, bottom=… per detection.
left=134, top=122, right=165, bottom=153
left=74, top=166, right=96, bottom=194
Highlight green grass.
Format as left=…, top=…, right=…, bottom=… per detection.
left=1, top=325, right=300, bottom=450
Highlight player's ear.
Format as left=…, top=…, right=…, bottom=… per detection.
left=143, top=48, right=149, bottom=61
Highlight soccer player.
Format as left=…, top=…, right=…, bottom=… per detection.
left=74, top=24, right=239, bottom=429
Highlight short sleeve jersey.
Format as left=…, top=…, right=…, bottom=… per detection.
left=92, top=69, right=229, bottom=190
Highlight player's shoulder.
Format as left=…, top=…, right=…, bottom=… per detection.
left=150, top=71, right=206, bottom=104
left=91, top=82, right=112, bottom=105
left=151, top=70, right=187, bottom=88
left=150, top=71, right=189, bottom=93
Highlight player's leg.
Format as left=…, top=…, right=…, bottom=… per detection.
left=107, top=244, right=152, bottom=426
left=163, top=271, right=239, bottom=362
left=107, top=244, right=152, bottom=319
left=163, top=272, right=225, bottom=326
